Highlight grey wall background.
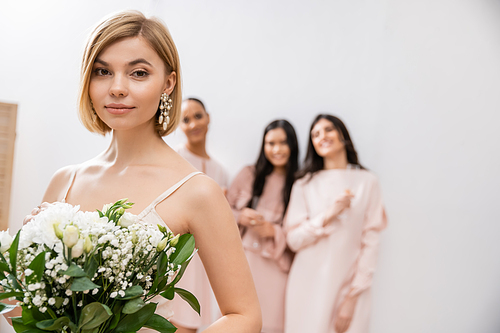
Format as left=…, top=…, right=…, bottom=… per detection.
left=1, top=0, right=500, bottom=332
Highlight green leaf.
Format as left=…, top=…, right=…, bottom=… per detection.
left=156, top=276, right=169, bottom=294
left=0, top=261, right=10, bottom=274
left=109, top=303, right=123, bottom=330
left=12, top=317, right=45, bottom=333
left=53, top=296, right=64, bottom=309
left=0, top=302, right=17, bottom=314
left=117, top=285, right=143, bottom=300
left=9, top=231, right=20, bottom=274
left=78, top=302, right=112, bottom=330
left=21, top=306, right=36, bottom=325
left=26, top=251, right=46, bottom=284
left=160, top=286, right=175, bottom=300
left=59, top=263, right=88, bottom=277
left=168, top=255, right=193, bottom=287
left=81, top=328, right=100, bottom=333
left=84, top=255, right=99, bottom=279
left=156, top=252, right=168, bottom=277
left=28, top=305, right=50, bottom=322
left=68, top=321, right=78, bottom=332
left=0, top=291, right=23, bottom=300
left=170, top=234, right=195, bottom=266
left=35, top=316, right=71, bottom=330
left=7, top=273, right=21, bottom=291
left=174, top=288, right=200, bottom=315
left=113, top=302, right=156, bottom=332
left=70, top=276, right=100, bottom=292
left=149, top=252, right=168, bottom=295
left=144, top=314, right=177, bottom=333
left=122, top=297, right=145, bottom=314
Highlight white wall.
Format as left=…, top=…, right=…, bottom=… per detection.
left=1, top=0, right=500, bottom=332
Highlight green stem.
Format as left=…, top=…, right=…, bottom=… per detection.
left=72, top=293, right=77, bottom=325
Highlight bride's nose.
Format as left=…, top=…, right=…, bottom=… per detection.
left=109, top=74, right=128, bottom=97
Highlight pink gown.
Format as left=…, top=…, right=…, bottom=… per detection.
left=284, top=168, right=387, bottom=333
left=171, top=145, right=229, bottom=329
left=227, top=166, right=293, bottom=333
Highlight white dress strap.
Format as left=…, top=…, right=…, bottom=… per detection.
left=61, top=166, right=78, bottom=203
left=151, top=171, right=203, bottom=207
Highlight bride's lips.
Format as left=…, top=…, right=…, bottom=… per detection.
left=105, top=103, right=135, bottom=115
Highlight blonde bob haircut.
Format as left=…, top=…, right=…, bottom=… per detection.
left=78, top=10, right=181, bottom=136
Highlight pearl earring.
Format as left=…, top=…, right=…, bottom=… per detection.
left=159, top=93, right=172, bottom=131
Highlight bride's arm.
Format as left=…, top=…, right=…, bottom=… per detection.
left=183, top=176, right=262, bottom=332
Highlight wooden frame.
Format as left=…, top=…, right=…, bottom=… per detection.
left=0, top=102, right=17, bottom=231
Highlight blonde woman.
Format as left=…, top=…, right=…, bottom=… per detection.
left=6, top=10, right=261, bottom=333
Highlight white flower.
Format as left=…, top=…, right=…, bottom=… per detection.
left=63, top=226, right=79, bottom=248
left=110, top=292, right=118, bottom=298
left=84, top=236, right=93, bottom=254
left=0, top=229, right=13, bottom=253
left=48, top=298, right=56, bottom=305
left=118, top=212, right=138, bottom=228
left=65, top=290, right=72, bottom=296
left=102, top=203, right=112, bottom=215
left=92, top=288, right=99, bottom=295
left=63, top=298, right=69, bottom=306
left=25, top=269, right=34, bottom=277
left=71, top=239, right=84, bottom=258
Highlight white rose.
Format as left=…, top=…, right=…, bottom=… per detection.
left=0, top=229, right=13, bottom=253
left=63, top=226, right=79, bottom=248
left=118, top=212, right=138, bottom=228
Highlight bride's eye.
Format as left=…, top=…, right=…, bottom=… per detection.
left=133, top=70, right=149, bottom=78
left=94, top=68, right=110, bottom=76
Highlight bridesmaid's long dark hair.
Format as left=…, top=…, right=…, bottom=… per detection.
left=297, top=114, right=364, bottom=180
left=248, top=119, right=299, bottom=214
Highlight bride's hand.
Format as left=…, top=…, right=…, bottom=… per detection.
left=334, top=294, right=358, bottom=333
left=23, top=202, right=52, bottom=225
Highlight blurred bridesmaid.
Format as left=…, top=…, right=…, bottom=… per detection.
left=172, top=97, right=229, bottom=333
left=284, top=114, right=387, bottom=333
left=227, top=119, right=298, bottom=333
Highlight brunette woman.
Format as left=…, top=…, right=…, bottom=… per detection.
left=284, top=114, right=387, bottom=333
left=227, top=119, right=298, bottom=333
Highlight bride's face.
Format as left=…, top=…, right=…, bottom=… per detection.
left=89, top=36, right=175, bottom=132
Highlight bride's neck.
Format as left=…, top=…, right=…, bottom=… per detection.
left=103, top=125, right=166, bottom=166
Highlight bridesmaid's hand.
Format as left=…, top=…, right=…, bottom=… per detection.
left=239, top=208, right=263, bottom=227
left=252, top=221, right=275, bottom=239
left=23, top=202, right=53, bottom=225
left=334, top=294, right=358, bottom=333
left=324, top=191, right=354, bottom=226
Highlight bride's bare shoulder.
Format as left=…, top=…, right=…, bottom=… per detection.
left=42, top=165, right=78, bottom=202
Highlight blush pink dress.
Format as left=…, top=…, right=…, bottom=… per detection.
left=227, top=166, right=293, bottom=333
left=284, top=167, right=387, bottom=333
left=171, top=145, right=229, bottom=329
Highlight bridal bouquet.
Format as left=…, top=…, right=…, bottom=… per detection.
left=0, top=199, right=199, bottom=333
